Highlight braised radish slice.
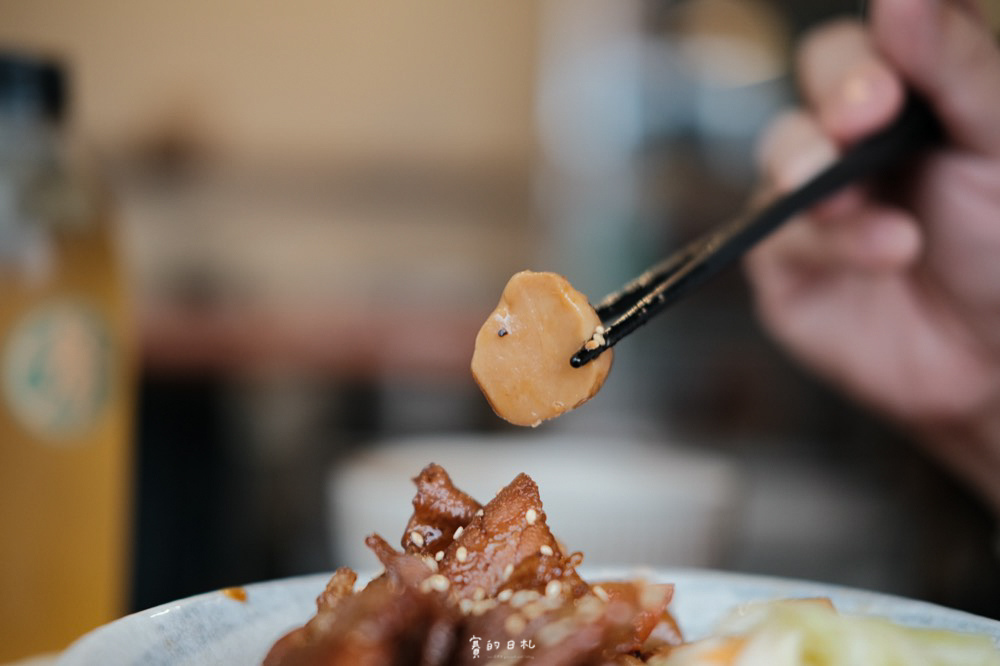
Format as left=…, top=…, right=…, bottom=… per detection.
left=471, top=270, right=612, bottom=427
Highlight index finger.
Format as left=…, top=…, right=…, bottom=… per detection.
left=797, top=19, right=906, bottom=145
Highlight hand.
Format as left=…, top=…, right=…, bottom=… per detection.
left=745, top=0, right=1000, bottom=512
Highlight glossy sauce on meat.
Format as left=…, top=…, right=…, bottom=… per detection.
left=402, top=464, right=482, bottom=556
left=263, top=464, right=682, bottom=666
left=471, top=271, right=613, bottom=427
left=436, top=471, right=586, bottom=601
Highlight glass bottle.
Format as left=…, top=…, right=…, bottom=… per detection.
left=0, top=50, right=134, bottom=660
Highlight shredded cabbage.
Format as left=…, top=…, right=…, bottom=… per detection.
left=652, top=600, right=1000, bottom=666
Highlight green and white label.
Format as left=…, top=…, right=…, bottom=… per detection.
left=3, top=300, right=113, bottom=442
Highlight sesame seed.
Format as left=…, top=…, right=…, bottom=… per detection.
left=504, top=613, right=527, bottom=636
left=537, top=618, right=575, bottom=647
left=539, top=593, right=563, bottom=610
left=584, top=339, right=599, bottom=351
left=453, top=526, right=464, bottom=539
left=497, top=588, right=514, bottom=602
left=522, top=600, right=546, bottom=620
left=545, top=580, right=562, bottom=598
left=593, top=333, right=606, bottom=346
left=475, top=508, right=484, bottom=517
left=525, top=508, right=537, bottom=525
left=471, top=599, right=497, bottom=616
left=422, top=556, right=438, bottom=571
left=409, top=531, right=424, bottom=548
left=421, top=574, right=450, bottom=593
left=510, top=590, right=541, bottom=608
left=456, top=546, right=468, bottom=562
left=576, top=596, right=603, bottom=622
left=503, top=563, right=514, bottom=580
left=592, top=585, right=610, bottom=602
left=595, top=325, right=606, bottom=335
left=430, top=575, right=450, bottom=591
left=473, top=587, right=486, bottom=601
left=459, top=598, right=474, bottom=615
left=539, top=545, right=554, bottom=557
left=434, top=550, right=444, bottom=562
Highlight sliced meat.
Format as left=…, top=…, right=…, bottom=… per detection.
left=366, top=534, right=435, bottom=589
left=452, top=583, right=676, bottom=666
left=316, top=567, right=358, bottom=613
left=591, top=581, right=680, bottom=655
left=263, top=573, right=457, bottom=666
left=264, top=466, right=684, bottom=666
left=437, top=472, right=587, bottom=601
left=402, top=463, right=482, bottom=557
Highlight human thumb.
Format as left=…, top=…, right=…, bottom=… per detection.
left=872, top=0, right=1000, bottom=154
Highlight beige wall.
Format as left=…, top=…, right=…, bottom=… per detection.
left=0, top=1, right=540, bottom=166
left=0, top=1, right=545, bottom=348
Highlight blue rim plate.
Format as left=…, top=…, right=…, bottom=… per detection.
left=59, top=567, right=1000, bottom=665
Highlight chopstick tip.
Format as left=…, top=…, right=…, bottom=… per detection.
left=570, top=344, right=603, bottom=368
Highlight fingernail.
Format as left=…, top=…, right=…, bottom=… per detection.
left=838, top=63, right=898, bottom=113
left=828, top=63, right=901, bottom=138
left=841, top=72, right=874, bottom=107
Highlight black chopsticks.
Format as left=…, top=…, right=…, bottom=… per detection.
left=570, top=91, right=941, bottom=368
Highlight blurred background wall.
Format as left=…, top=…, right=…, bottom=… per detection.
left=1, top=0, right=999, bottom=657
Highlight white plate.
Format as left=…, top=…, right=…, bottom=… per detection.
left=59, top=568, right=1000, bottom=665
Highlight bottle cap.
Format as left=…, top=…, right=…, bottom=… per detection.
left=0, top=50, right=67, bottom=121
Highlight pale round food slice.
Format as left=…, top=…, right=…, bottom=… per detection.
left=471, top=270, right=613, bottom=427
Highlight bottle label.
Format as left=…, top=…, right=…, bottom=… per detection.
left=2, top=300, right=113, bottom=443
